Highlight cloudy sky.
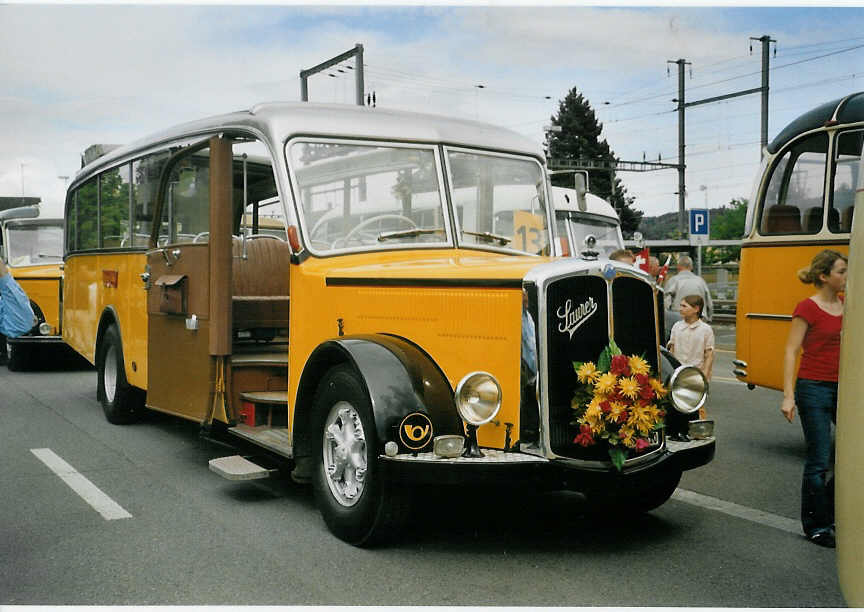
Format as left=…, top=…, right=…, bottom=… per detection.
left=2, top=3, right=864, bottom=220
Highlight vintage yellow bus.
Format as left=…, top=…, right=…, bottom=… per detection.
left=0, top=206, right=65, bottom=370
left=734, top=92, right=862, bottom=390
left=64, top=102, right=713, bottom=545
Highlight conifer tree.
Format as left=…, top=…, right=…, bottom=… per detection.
left=547, top=87, right=643, bottom=237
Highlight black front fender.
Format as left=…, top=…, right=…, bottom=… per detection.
left=295, top=334, right=462, bottom=457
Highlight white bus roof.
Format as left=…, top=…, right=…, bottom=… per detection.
left=74, top=102, right=545, bottom=187
left=551, top=186, right=619, bottom=222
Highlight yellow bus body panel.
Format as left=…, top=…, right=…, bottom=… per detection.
left=9, top=264, right=62, bottom=331
left=62, top=252, right=148, bottom=388
left=287, top=248, right=543, bottom=449
left=736, top=241, right=849, bottom=390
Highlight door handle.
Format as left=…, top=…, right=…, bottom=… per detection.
left=161, top=248, right=182, bottom=267
left=140, top=272, right=151, bottom=290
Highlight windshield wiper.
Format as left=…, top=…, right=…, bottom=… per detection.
left=377, top=228, right=445, bottom=242
left=461, top=230, right=511, bottom=245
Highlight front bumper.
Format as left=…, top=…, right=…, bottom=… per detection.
left=7, top=335, right=64, bottom=344
left=380, top=436, right=715, bottom=488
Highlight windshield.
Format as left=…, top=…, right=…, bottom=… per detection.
left=446, top=149, right=550, bottom=255
left=556, top=213, right=623, bottom=258
left=289, top=141, right=449, bottom=253
left=6, top=225, right=64, bottom=266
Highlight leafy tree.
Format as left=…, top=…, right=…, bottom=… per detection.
left=546, top=87, right=643, bottom=237
left=704, top=197, right=747, bottom=264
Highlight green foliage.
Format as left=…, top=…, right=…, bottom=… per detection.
left=596, top=338, right=622, bottom=372
left=705, top=197, right=747, bottom=264
left=547, top=87, right=643, bottom=237
left=608, top=447, right=627, bottom=471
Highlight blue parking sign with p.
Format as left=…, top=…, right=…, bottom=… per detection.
left=690, top=209, right=709, bottom=235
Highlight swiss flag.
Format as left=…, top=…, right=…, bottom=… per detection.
left=635, top=247, right=651, bottom=273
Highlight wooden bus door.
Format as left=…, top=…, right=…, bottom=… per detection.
left=146, top=137, right=233, bottom=423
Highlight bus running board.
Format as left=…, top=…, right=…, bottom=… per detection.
left=209, top=455, right=277, bottom=481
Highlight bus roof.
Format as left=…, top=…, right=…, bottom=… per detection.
left=768, top=91, right=864, bottom=154
left=73, top=102, right=545, bottom=187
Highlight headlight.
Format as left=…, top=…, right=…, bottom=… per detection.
left=668, top=365, right=708, bottom=414
left=455, top=371, right=501, bottom=426
left=39, top=322, right=53, bottom=336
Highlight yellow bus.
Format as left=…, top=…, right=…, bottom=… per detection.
left=0, top=207, right=65, bottom=370
left=734, top=92, right=863, bottom=390
left=64, top=102, right=712, bottom=546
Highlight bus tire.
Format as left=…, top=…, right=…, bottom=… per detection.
left=7, top=343, right=32, bottom=371
left=311, top=364, right=411, bottom=547
left=97, top=325, right=141, bottom=424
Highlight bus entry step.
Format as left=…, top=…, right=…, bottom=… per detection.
left=209, top=455, right=276, bottom=481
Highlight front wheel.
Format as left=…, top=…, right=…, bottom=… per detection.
left=311, top=364, right=411, bottom=547
left=97, top=325, right=143, bottom=424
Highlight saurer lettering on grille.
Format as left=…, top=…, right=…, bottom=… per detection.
left=556, top=297, right=598, bottom=340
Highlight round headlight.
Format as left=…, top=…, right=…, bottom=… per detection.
left=39, top=322, right=53, bottom=336
left=455, top=372, right=502, bottom=426
left=668, top=365, right=708, bottom=414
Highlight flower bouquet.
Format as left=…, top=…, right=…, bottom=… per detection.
left=571, top=340, right=670, bottom=471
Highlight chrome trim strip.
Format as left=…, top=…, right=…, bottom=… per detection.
left=746, top=313, right=793, bottom=320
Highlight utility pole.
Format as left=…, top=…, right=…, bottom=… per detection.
left=668, top=58, right=691, bottom=235
left=300, top=43, right=365, bottom=106
left=751, top=35, right=776, bottom=158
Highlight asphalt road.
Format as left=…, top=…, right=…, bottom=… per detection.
left=0, top=344, right=846, bottom=606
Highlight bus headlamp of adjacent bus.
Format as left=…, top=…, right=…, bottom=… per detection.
left=455, top=372, right=502, bottom=426
left=668, top=365, right=708, bottom=415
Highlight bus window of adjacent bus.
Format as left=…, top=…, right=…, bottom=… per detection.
left=759, top=132, right=827, bottom=235
left=829, top=130, right=863, bottom=233
left=77, top=177, right=99, bottom=250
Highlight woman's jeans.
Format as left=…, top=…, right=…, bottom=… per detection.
left=795, top=378, right=837, bottom=536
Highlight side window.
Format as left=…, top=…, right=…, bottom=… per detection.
left=100, top=164, right=131, bottom=248
left=77, top=177, right=99, bottom=250
left=759, top=132, right=828, bottom=235
left=162, top=147, right=210, bottom=245
left=829, top=130, right=863, bottom=233
left=66, top=192, right=77, bottom=252
left=132, top=151, right=171, bottom=247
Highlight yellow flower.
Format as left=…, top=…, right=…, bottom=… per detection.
left=649, top=378, right=668, bottom=398
left=618, top=376, right=640, bottom=400
left=628, top=355, right=651, bottom=376
left=594, top=372, right=618, bottom=395
left=576, top=361, right=599, bottom=384
left=580, top=402, right=606, bottom=434
left=619, top=424, right=637, bottom=448
left=629, top=403, right=659, bottom=434
left=606, top=401, right=628, bottom=423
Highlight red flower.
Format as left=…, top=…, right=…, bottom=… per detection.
left=635, top=374, right=650, bottom=386
left=610, top=354, right=631, bottom=376
left=617, top=411, right=629, bottom=424
left=639, top=386, right=655, bottom=401
left=573, top=424, right=595, bottom=447
left=600, top=400, right=612, bottom=413
left=634, top=438, right=651, bottom=452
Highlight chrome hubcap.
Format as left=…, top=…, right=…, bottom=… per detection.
left=104, top=345, right=118, bottom=404
left=322, top=401, right=367, bottom=507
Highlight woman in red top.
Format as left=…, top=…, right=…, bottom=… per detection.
left=782, top=249, right=848, bottom=548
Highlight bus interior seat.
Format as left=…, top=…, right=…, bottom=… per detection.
left=828, top=208, right=840, bottom=231
left=762, top=204, right=802, bottom=234
left=232, top=236, right=291, bottom=336
left=804, top=207, right=823, bottom=232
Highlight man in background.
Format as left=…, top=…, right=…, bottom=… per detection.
left=664, top=254, right=714, bottom=322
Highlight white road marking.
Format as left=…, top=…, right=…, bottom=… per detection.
left=712, top=376, right=747, bottom=384
left=673, top=488, right=800, bottom=535
left=30, top=448, right=132, bottom=520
